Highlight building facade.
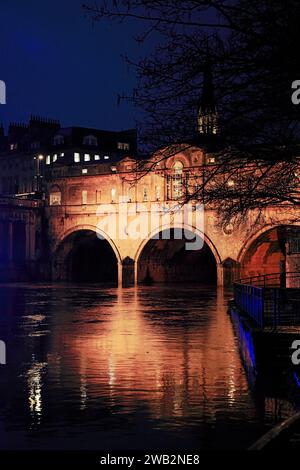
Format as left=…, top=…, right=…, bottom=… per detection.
left=0, top=116, right=137, bottom=197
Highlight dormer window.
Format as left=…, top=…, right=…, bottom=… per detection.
left=83, top=135, right=98, bottom=146
left=53, top=135, right=64, bottom=146
left=31, top=141, right=40, bottom=150
left=117, top=142, right=130, bottom=151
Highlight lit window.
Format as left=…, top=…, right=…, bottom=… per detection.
left=53, top=135, right=64, bottom=146
left=82, top=190, right=88, bottom=205
left=53, top=154, right=58, bottom=162
left=111, top=188, right=116, bottom=202
left=117, top=142, right=130, bottom=150
left=60, top=152, right=64, bottom=157
left=84, top=154, right=90, bottom=162
left=83, top=135, right=98, bottom=146
left=82, top=169, right=88, bottom=174
left=74, top=152, right=80, bottom=163
left=49, top=186, right=61, bottom=206
left=173, top=161, right=183, bottom=199
left=10, top=143, right=18, bottom=151
left=46, top=155, right=51, bottom=165
left=104, top=155, right=110, bottom=160
left=166, top=175, right=171, bottom=200
left=94, top=155, right=100, bottom=161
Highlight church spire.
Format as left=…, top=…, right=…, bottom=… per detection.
left=197, top=59, right=218, bottom=137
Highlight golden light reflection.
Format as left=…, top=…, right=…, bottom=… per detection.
left=27, top=360, right=46, bottom=424
left=49, top=287, right=251, bottom=423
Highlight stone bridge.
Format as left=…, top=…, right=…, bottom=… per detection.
left=45, top=147, right=300, bottom=287
left=0, top=197, right=43, bottom=281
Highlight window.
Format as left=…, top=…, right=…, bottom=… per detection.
left=166, top=175, right=171, bottom=200
left=60, top=152, right=64, bottom=157
left=53, top=135, right=64, bottom=146
left=173, top=161, right=183, bottom=199
left=46, top=155, right=51, bottom=165
left=82, top=190, right=88, bottom=205
left=82, top=169, right=88, bottom=174
left=94, top=154, right=100, bottom=161
left=143, top=186, right=148, bottom=202
left=104, top=155, right=110, bottom=160
left=53, top=154, right=58, bottom=163
left=83, top=135, right=98, bottom=146
left=111, top=188, right=116, bottom=203
left=117, top=142, right=130, bottom=150
left=185, top=172, right=190, bottom=193
left=155, top=186, right=161, bottom=201
left=31, top=141, right=40, bottom=150
left=10, top=143, right=17, bottom=151
left=84, top=154, right=91, bottom=162
left=96, top=190, right=101, bottom=203
left=128, top=186, right=135, bottom=203
left=49, top=186, right=61, bottom=206
left=74, top=152, right=80, bottom=163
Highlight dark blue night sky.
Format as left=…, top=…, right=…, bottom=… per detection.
left=0, top=0, right=146, bottom=132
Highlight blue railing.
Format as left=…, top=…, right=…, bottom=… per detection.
left=233, top=278, right=300, bottom=329
left=234, top=284, right=265, bottom=328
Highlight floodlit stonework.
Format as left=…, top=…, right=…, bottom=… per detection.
left=45, top=147, right=300, bottom=287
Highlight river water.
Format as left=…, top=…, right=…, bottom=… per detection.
left=0, top=284, right=296, bottom=450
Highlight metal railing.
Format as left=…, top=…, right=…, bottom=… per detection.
left=233, top=272, right=300, bottom=329
left=236, top=271, right=300, bottom=288
left=234, top=284, right=265, bottom=327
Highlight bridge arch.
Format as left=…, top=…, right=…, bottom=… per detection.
left=238, top=224, right=300, bottom=280
left=52, top=224, right=122, bottom=284
left=135, top=224, right=221, bottom=285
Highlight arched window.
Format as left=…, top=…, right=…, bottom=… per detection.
left=172, top=161, right=184, bottom=199
left=49, top=185, right=62, bottom=206
left=83, top=135, right=98, bottom=146
left=53, top=135, right=64, bottom=146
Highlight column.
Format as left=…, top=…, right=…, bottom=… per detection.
left=122, top=257, right=135, bottom=287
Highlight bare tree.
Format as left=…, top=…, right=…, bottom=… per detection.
left=84, top=0, right=300, bottom=224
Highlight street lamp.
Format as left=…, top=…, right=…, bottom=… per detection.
left=34, top=154, right=44, bottom=193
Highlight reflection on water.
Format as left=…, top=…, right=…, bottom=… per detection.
left=0, top=284, right=296, bottom=450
